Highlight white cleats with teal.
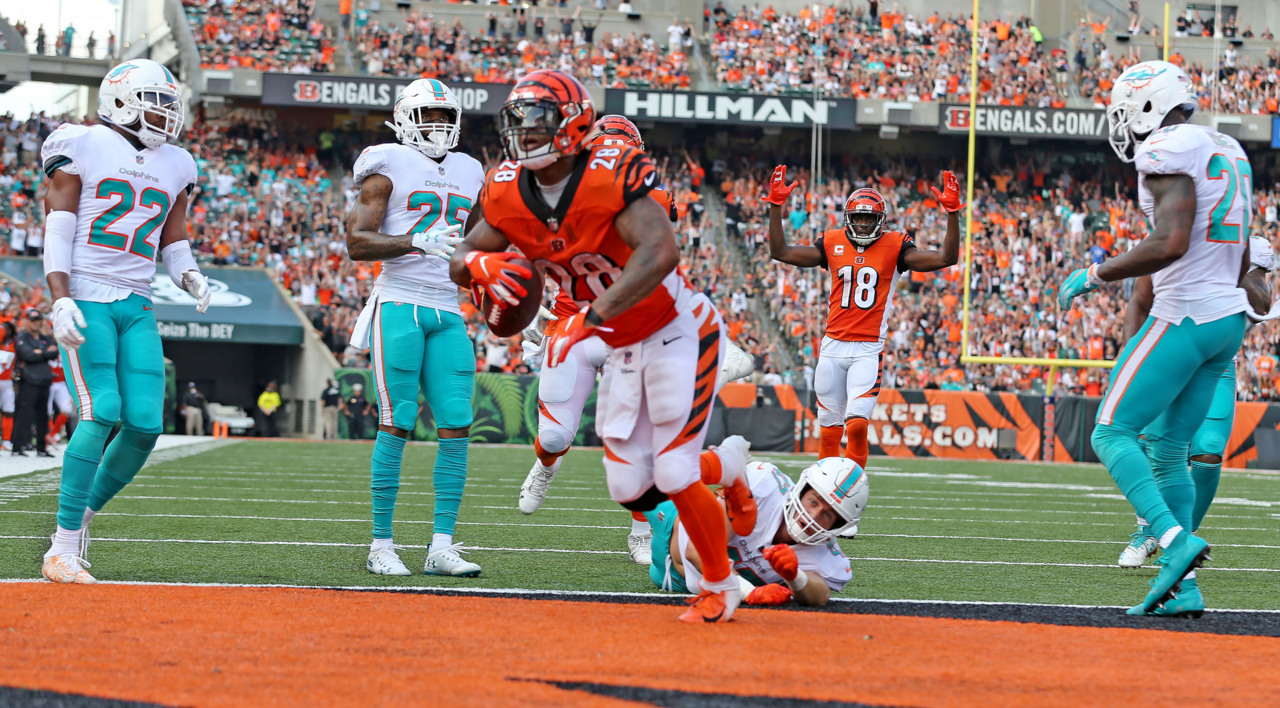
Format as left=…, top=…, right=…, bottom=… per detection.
left=1129, top=532, right=1210, bottom=615
left=1119, top=531, right=1158, bottom=568
left=519, top=460, right=557, bottom=515
left=424, top=543, right=481, bottom=577
left=627, top=531, right=652, bottom=565
left=367, top=546, right=411, bottom=576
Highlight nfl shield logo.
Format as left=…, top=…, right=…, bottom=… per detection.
left=438, top=166, right=446, bottom=176
left=550, top=238, right=566, bottom=253
left=546, top=217, right=560, bottom=233
left=624, top=351, right=632, bottom=364
left=136, top=155, right=144, bottom=164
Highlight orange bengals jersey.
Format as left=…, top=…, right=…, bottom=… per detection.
left=482, top=145, right=686, bottom=348
left=815, top=228, right=916, bottom=342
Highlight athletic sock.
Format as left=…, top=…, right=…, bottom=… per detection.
left=82, top=508, right=96, bottom=529
left=630, top=512, right=650, bottom=535
left=1093, top=429, right=1180, bottom=540
left=1147, top=436, right=1195, bottom=533
left=370, top=431, right=406, bottom=540
left=370, top=537, right=394, bottom=553
left=51, top=414, right=68, bottom=439
left=699, top=449, right=724, bottom=485
left=56, top=419, right=113, bottom=530
left=533, top=437, right=565, bottom=469
left=669, top=483, right=730, bottom=585
left=1189, top=460, right=1221, bottom=532
left=1158, top=526, right=1184, bottom=549
left=430, top=533, right=453, bottom=553
left=89, top=428, right=159, bottom=511
left=432, top=437, right=468, bottom=538
left=844, top=418, right=869, bottom=468
left=2, top=415, right=12, bottom=443
left=45, top=525, right=82, bottom=558
left=819, top=425, right=843, bottom=459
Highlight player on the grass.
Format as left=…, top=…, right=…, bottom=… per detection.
left=764, top=166, right=962, bottom=473
left=1059, top=60, right=1253, bottom=616
left=346, top=79, right=484, bottom=578
left=40, top=58, right=210, bottom=584
left=451, top=69, right=752, bottom=623
left=516, top=114, right=755, bottom=567
left=1117, top=234, right=1273, bottom=572
left=645, top=450, right=864, bottom=608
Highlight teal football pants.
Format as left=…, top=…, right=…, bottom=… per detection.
left=1092, top=313, right=1246, bottom=542
left=55, top=294, right=164, bottom=530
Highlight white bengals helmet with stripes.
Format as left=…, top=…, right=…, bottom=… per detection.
left=784, top=457, right=868, bottom=544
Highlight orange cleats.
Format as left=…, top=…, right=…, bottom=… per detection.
left=723, top=478, right=758, bottom=537
left=678, top=587, right=742, bottom=623
left=42, top=554, right=96, bottom=584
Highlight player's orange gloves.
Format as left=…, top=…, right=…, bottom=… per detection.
left=762, top=544, right=799, bottom=582
left=464, top=250, right=532, bottom=307
left=546, top=307, right=612, bottom=367
left=760, top=165, right=799, bottom=206
left=744, top=583, right=794, bottom=606
left=931, top=170, right=965, bottom=213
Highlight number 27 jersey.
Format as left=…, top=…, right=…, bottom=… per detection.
left=480, top=145, right=688, bottom=348
left=814, top=229, right=914, bottom=342
left=41, top=123, right=198, bottom=301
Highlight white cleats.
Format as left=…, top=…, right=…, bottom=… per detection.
left=1119, top=531, right=1158, bottom=568
left=424, top=543, right=482, bottom=577
left=716, top=342, right=756, bottom=389
left=839, top=523, right=859, bottom=538
left=627, top=532, right=653, bottom=565
left=519, top=460, right=558, bottom=515
left=42, top=535, right=96, bottom=585
left=366, top=546, right=411, bottom=576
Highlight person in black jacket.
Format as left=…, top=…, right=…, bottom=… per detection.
left=13, top=308, right=58, bottom=457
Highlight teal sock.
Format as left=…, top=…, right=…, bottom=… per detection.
left=1148, top=436, right=1195, bottom=532
left=371, top=432, right=406, bottom=540
left=1093, top=430, right=1179, bottom=540
left=432, top=437, right=469, bottom=537
left=57, top=420, right=114, bottom=530
left=88, top=428, right=159, bottom=512
left=1189, top=460, right=1221, bottom=532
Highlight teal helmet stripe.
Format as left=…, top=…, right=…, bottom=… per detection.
left=833, top=467, right=863, bottom=500
left=163, top=66, right=176, bottom=84
left=429, top=79, right=446, bottom=100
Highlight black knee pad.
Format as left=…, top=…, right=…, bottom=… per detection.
left=620, top=486, right=669, bottom=512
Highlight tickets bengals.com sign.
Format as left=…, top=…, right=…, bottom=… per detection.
left=939, top=104, right=1108, bottom=141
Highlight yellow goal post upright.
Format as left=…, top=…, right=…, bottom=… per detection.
left=956, top=0, right=1115, bottom=461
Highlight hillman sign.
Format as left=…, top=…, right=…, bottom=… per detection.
left=939, top=104, right=1108, bottom=140
left=604, top=89, right=857, bottom=129
left=261, top=73, right=511, bottom=114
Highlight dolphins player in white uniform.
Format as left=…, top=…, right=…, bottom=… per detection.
left=644, top=455, right=864, bottom=607
left=1059, top=60, right=1254, bottom=616
left=40, top=58, right=210, bottom=584
left=346, top=79, right=485, bottom=578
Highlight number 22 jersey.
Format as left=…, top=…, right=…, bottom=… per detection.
left=480, top=145, right=689, bottom=347
left=41, top=124, right=198, bottom=302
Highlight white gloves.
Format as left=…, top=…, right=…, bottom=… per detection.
left=521, top=339, right=545, bottom=369
left=51, top=297, right=87, bottom=350
left=182, top=270, right=211, bottom=314
left=411, top=223, right=464, bottom=260
left=520, top=306, right=558, bottom=368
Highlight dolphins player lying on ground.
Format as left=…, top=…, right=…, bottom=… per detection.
left=644, top=441, right=866, bottom=607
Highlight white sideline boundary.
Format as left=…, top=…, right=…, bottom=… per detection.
left=0, top=437, right=238, bottom=482
left=1, top=578, right=1277, bottom=614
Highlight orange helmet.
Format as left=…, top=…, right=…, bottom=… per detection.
left=499, top=70, right=596, bottom=169
left=588, top=115, right=644, bottom=150
left=844, top=188, right=888, bottom=247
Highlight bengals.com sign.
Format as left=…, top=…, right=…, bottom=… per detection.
left=260, top=73, right=510, bottom=115
left=939, top=104, right=1108, bottom=141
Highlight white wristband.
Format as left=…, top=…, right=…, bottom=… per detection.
left=785, top=569, right=809, bottom=592
left=1086, top=264, right=1106, bottom=287
left=43, top=210, right=77, bottom=277
left=161, top=240, right=201, bottom=290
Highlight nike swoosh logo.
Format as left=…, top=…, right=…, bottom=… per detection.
left=142, top=306, right=152, bottom=311
left=644, top=173, right=655, bottom=186
left=662, top=336, right=682, bottom=345
left=701, top=610, right=724, bottom=623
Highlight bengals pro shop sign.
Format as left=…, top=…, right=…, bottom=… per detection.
left=260, top=73, right=511, bottom=114
left=939, top=104, right=1108, bottom=140
left=603, top=89, right=857, bottom=129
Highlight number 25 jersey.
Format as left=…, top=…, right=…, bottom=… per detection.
left=480, top=145, right=688, bottom=348
left=814, top=229, right=915, bottom=342
left=41, top=124, right=198, bottom=301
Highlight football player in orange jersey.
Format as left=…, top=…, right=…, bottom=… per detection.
left=765, top=166, right=964, bottom=477
left=451, top=70, right=751, bottom=623
left=515, top=113, right=755, bottom=569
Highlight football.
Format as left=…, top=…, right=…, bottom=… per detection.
left=480, top=257, right=543, bottom=337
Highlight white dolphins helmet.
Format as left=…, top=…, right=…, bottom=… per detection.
left=98, top=59, right=185, bottom=149
left=783, top=457, right=868, bottom=545
left=387, top=79, right=461, bottom=158
left=1105, top=60, right=1197, bottom=163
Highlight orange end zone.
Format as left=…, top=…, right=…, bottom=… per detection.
left=2, top=584, right=1279, bottom=707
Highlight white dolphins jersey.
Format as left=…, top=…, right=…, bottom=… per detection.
left=41, top=124, right=198, bottom=302
left=1136, top=123, right=1251, bottom=324
left=681, top=461, right=852, bottom=592
left=353, top=143, right=484, bottom=314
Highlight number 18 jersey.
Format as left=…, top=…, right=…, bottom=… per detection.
left=1136, top=123, right=1251, bottom=324
left=41, top=124, right=198, bottom=302
left=814, top=229, right=915, bottom=342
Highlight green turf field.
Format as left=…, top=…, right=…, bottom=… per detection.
left=3, top=440, right=1278, bottom=609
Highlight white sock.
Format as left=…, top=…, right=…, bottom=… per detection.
left=631, top=519, right=651, bottom=535
left=713, top=448, right=745, bottom=486
left=431, top=533, right=453, bottom=553
left=82, top=508, right=96, bottom=529
left=1158, top=526, right=1184, bottom=550
left=1185, top=570, right=1196, bottom=580
left=370, top=538, right=394, bottom=553
left=47, top=525, right=81, bottom=558
left=1135, top=516, right=1148, bottom=527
